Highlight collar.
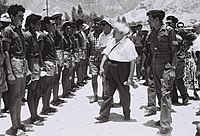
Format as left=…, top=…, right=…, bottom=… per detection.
left=115, top=36, right=127, bottom=45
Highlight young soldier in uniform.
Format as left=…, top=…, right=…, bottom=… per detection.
left=0, top=19, right=7, bottom=118
left=146, top=10, right=178, bottom=135
left=50, top=13, right=65, bottom=106
left=2, top=4, right=31, bottom=135
left=75, top=19, right=87, bottom=87
left=0, top=13, right=11, bottom=114
left=61, top=21, right=75, bottom=98
left=38, top=17, right=57, bottom=115
left=24, top=14, right=45, bottom=125
left=95, top=22, right=137, bottom=123
left=88, top=17, right=102, bottom=103
left=166, top=15, right=189, bottom=105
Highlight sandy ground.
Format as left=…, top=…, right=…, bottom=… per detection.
left=0, top=77, right=200, bottom=136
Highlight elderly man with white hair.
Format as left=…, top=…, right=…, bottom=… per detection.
left=95, top=22, right=138, bottom=123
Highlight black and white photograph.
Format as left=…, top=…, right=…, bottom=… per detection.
left=0, top=0, right=200, bottom=136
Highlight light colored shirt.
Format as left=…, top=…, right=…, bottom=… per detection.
left=97, top=29, right=114, bottom=48
left=103, top=36, right=138, bottom=62
left=192, top=34, right=200, bottom=52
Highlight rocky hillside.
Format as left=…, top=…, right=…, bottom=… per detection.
left=120, top=0, right=200, bottom=26
left=7, top=0, right=200, bottom=26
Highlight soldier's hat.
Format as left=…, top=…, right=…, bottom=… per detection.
left=62, top=21, right=71, bottom=30
left=25, top=14, right=42, bottom=26
left=50, top=12, right=62, bottom=20
left=166, top=15, right=178, bottom=24
left=76, top=19, right=84, bottom=28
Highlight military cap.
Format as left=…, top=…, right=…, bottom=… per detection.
left=147, top=10, right=165, bottom=21
left=166, top=15, right=179, bottom=24
left=50, top=13, right=62, bottom=20
left=76, top=19, right=84, bottom=28
left=94, top=17, right=102, bottom=23
left=25, top=14, right=42, bottom=26
left=62, top=21, right=71, bottom=30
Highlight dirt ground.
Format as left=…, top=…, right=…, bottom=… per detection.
left=0, top=78, right=199, bottom=136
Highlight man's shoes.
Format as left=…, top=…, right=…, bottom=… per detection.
left=6, top=127, right=18, bottom=135
left=157, top=127, right=172, bottom=136
left=95, top=115, right=108, bottom=123
left=142, top=81, right=149, bottom=86
left=156, top=120, right=161, bottom=126
left=124, top=116, right=131, bottom=121
left=144, top=111, right=156, bottom=117
left=1, top=108, right=9, bottom=113
left=90, top=97, right=98, bottom=103
left=19, top=124, right=33, bottom=132
left=196, top=110, right=200, bottom=116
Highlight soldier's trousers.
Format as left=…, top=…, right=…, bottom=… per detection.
left=8, top=77, right=26, bottom=128
left=147, top=77, right=157, bottom=112
left=160, top=69, right=174, bottom=131
left=62, top=67, right=70, bottom=95
left=53, top=66, right=62, bottom=101
left=153, top=56, right=174, bottom=132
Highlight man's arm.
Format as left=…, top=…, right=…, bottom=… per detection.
left=99, top=54, right=108, bottom=77
left=3, top=41, right=16, bottom=82
left=170, top=29, right=178, bottom=68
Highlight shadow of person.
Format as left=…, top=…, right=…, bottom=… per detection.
left=109, top=113, right=137, bottom=123
left=143, top=119, right=160, bottom=129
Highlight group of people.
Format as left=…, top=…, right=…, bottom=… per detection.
left=0, top=3, right=200, bottom=136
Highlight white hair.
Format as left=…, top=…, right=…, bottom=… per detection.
left=113, top=22, right=129, bottom=34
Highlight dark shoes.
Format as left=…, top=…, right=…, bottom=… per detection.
left=51, top=99, right=66, bottom=106
left=40, top=107, right=58, bottom=115
left=95, top=115, right=109, bottom=123
left=30, top=116, right=45, bottom=126
left=157, top=127, right=172, bottom=136
left=19, top=124, right=33, bottom=132
left=156, top=120, right=161, bottom=126
left=6, top=127, right=18, bottom=135
left=145, top=111, right=156, bottom=117
left=196, top=110, right=200, bottom=116
left=124, top=116, right=131, bottom=121
left=1, top=108, right=9, bottom=113
left=61, top=92, right=75, bottom=99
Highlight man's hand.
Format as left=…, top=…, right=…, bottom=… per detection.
left=7, top=73, right=16, bottom=84
left=169, top=67, right=176, bottom=78
left=141, top=66, right=145, bottom=76
left=124, top=77, right=132, bottom=86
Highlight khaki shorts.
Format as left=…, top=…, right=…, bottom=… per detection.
left=11, top=57, right=31, bottom=78
left=44, top=60, right=57, bottom=77
left=56, top=49, right=64, bottom=67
